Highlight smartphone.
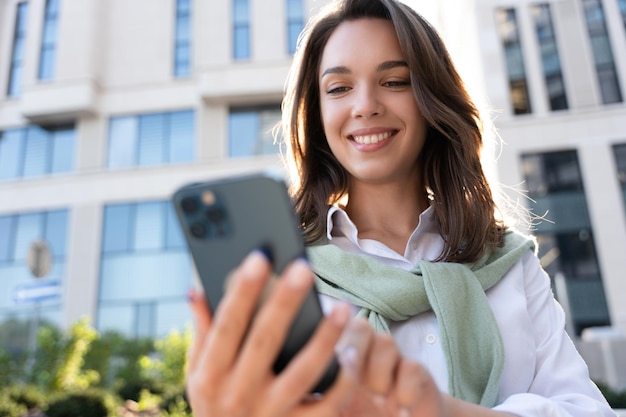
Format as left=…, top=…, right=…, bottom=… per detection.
left=172, top=171, right=339, bottom=393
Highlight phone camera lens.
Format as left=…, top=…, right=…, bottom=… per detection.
left=206, top=206, right=224, bottom=223
left=181, top=197, right=199, bottom=214
left=190, top=222, right=207, bottom=238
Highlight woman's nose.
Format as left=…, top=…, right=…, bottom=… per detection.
left=351, top=86, right=383, bottom=119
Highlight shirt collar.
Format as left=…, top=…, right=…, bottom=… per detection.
left=326, top=204, right=438, bottom=242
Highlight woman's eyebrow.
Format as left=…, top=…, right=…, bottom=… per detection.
left=321, top=60, right=408, bottom=78
left=321, top=66, right=351, bottom=77
left=377, top=60, right=408, bottom=71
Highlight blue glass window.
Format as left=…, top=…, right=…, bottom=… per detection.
left=0, top=125, right=75, bottom=181
left=286, top=0, right=303, bottom=54
left=229, top=105, right=282, bottom=157
left=521, top=151, right=610, bottom=335
left=582, top=0, right=622, bottom=104
left=169, top=110, right=194, bottom=162
left=496, top=8, right=532, bottom=115
left=102, top=205, right=133, bottom=253
left=107, top=110, right=195, bottom=169
left=530, top=4, right=568, bottom=111
left=165, top=203, right=185, bottom=249
left=39, top=0, right=60, bottom=80
left=0, top=130, right=24, bottom=180
left=0, top=209, right=69, bottom=352
left=50, top=129, right=75, bottom=173
left=133, top=202, right=165, bottom=251
left=614, top=144, right=626, bottom=215
left=233, top=0, right=250, bottom=59
left=620, top=0, right=626, bottom=30
left=98, top=201, right=192, bottom=338
left=44, top=211, right=68, bottom=258
left=14, top=213, right=42, bottom=262
left=174, top=0, right=191, bottom=77
left=107, top=116, right=138, bottom=169
left=138, top=113, right=166, bottom=166
left=7, top=2, right=28, bottom=97
left=22, top=127, right=49, bottom=177
left=0, top=217, right=15, bottom=263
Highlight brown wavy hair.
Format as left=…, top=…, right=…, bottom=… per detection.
left=281, top=0, right=505, bottom=263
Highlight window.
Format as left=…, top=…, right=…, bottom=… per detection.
left=229, top=105, right=282, bottom=157
left=174, top=0, right=191, bottom=77
left=7, top=2, right=29, bottom=97
left=581, top=0, right=622, bottom=104
left=530, top=4, right=568, bottom=111
left=39, top=0, right=60, bottom=80
left=98, top=201, right=192, bottom=338
left=613, top=143, right=626, bottom=212
left=233, top=0, right=250, bottom=59
left=496, top=8, right=532, bottom=115
left=521, top=151, right=610, bottom=334
left=286, top=0, right=304, bottom=54
left=0, top=125, right=75, bottom=180
left=0, top=209, right=69, bottom=354
left=107, top=110, right=194, bottom=169
left=619, top=0, right=626, bottom=31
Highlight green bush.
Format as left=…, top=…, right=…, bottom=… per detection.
left=29, top=323, right=65, bottom=390
left=0, top=348, right=26, bottom=388
left=0, top=318, right=191, bottom=417
left=84, top=331, right=149, bottom=387
left=160, top=386, right=190, bottom=414
left=2, top=384, right=47, bottom=410
left=116, top=375, right=166, bottom=402
left=0, top=399, right=26, bottom=417
left=597, top=383, right=626, bottom=409
left=45, top=388, right=117, bottom=417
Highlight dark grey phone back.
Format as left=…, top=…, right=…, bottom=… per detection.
left=172, top=172, right=338, bottom=392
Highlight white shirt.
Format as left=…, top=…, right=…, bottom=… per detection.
left=318, top=205, right=616, bottom=417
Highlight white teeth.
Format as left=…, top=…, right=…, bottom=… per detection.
left=352, top=131, right=393, bottom=144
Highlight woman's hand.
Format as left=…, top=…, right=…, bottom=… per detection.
left=186, top=251, right=374, bottom=417
left=341, top=334, right=446, bottom=417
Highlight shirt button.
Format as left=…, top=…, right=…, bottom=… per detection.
left=426, top=334, right=437, bottom=344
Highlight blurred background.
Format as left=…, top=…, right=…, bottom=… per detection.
left=0, top=0, right=625, bottom=393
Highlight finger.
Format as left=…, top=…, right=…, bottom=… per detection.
left=187, top=288, right=212, bottom=371
left=364, top=333, right=400, bottom=396
left=198, top=251, right=272, bottom=383
left=392, top=359, right=426, bottom=412
left=233, top=260, right=318, bottom=400
left=270, top=302, right=352, bottom=399
left=289, top=317, right=375, bottom=417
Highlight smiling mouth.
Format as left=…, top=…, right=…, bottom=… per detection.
left=349, top=130, right=396, bottom=145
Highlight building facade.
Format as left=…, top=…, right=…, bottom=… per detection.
left=476, top=0, right=626, bottom=388
left=475, top=0, right=626, bottom=336
left=0, top=0, right=314, bottom=347
left=1, top=0, right=625, bottom=384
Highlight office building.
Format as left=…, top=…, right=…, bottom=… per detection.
left=1, top=0, right=625, bottom=386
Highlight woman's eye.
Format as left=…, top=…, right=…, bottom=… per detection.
left=384, top=80, right=411, bottom=88
left=326, top=86, right=350, bottom=95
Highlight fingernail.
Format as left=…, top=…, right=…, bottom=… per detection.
left=256, top=245, right=274, bottom=263
left=241, top=251, right=267, bottom=279
left=284, top=259, right=311, bottom=288
left=338, top=344, right=358, bottom=370
left=187, top=289, right=198, bottom=303
left=330, top=303, right=351, bottom=327
left=398, top=407, right=411, bottom=417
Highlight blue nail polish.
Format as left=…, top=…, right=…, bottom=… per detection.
left=256, top=244, right=274, bottom=263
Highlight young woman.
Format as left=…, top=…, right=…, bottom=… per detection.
left=186, top=0, right=616, bottom=416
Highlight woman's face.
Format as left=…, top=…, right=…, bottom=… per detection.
left=318, top=18, right=427, bottom=188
